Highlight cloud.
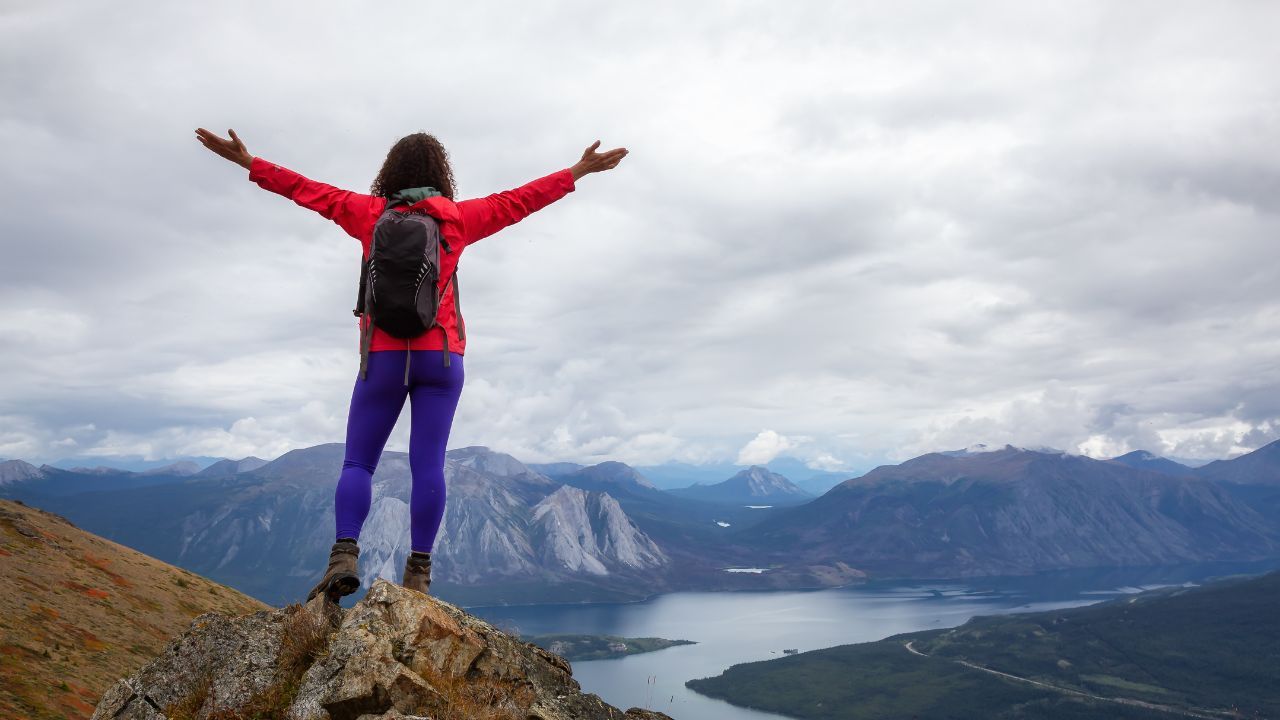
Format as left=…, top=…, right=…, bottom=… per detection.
left=2, top=2, right=1279, bottom=467
left=736, top=430, right=797, bottom=466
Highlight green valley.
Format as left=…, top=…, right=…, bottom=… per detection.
left=687, top=572, right=1280, bottom=719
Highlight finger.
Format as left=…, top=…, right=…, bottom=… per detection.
left=228, top=128, right=243, bottom=148
left=197, top=128, right=228, bottom=146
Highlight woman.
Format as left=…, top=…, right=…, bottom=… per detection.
left=195, top=128, right=627, bottom=602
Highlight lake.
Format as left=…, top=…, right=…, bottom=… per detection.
left=470, top=561, right=1278, bottom=720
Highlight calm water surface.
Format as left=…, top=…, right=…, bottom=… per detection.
left=469, top=562, right=1275, bottom=720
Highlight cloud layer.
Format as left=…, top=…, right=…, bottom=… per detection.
left=2, top=1, right=1278, bottom=469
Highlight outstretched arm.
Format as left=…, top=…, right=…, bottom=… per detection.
left=458, top=140, right=628, bottom=246
left=194, top=127, right=379, bottom=240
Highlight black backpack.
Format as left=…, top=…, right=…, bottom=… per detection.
left=354, top=199, right=464, bottom=383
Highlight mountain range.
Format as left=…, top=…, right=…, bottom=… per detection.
left=532, top=456, right=856, bottom=494
left=739, top=444, right=1279, bottom=577
left=1, top=444, right=688, bottom=606
left=4, top=441, right=1280, bottom=607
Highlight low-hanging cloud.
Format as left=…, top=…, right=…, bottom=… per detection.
left=1, top=1, right=1278, bottom=470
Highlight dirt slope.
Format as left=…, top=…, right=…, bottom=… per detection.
left=0, top=499, right=267, bottom=719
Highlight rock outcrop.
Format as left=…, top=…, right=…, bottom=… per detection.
left=92, top=579, right=673, bottom=720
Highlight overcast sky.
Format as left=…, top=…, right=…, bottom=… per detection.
left=2, top=1, right=1278, bottom=471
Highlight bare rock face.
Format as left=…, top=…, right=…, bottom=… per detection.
left=92, top=579, right=672, bottom=720
left=0, top=458, right=42, bottom=485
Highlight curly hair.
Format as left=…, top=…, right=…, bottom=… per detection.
left=370, top=132, right=457, bottom=200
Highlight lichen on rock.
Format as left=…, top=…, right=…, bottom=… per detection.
left=92, top=579, right=673, bottom=720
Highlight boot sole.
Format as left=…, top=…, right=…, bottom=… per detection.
left=325, top=572, right=360, bottom=598
left=307, top=572, right=360, bottom=603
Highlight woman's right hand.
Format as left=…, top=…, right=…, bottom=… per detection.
left=569, top=140, right=628, bottom=180
left=195, top=127, right=254, bottom=170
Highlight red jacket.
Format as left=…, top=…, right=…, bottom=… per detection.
left=247, top=156, right=576, bottom=355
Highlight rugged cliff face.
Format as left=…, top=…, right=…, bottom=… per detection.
left=92, top=580, right=672, bottom=720
left=529, top=486, right=668, bottom=575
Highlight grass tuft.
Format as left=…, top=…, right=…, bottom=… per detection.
left=166, top=604, right=336, bottom=720
left=163, top=671, right=213, bottom=720
left=416, top=663, right=539, bottom=720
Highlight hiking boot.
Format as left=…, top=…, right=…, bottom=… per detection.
left=402, top=551, right=432, bottom=595
left=305, top=538, right=360, bottom=603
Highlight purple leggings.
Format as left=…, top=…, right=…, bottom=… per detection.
left=334, top=349, right=464, bottom=553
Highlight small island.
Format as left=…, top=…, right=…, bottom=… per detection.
left=523, top=634, right=696, bottom=661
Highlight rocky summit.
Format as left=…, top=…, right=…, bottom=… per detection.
left=92, top=579, right=672, bottom=720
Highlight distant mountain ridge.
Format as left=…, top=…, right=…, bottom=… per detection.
left=1195, top=439, right=1280, bottom=485
left=197, top=456, right=267, bottom=477
left=671, top=465, right=812, bottom=505
left=743, top=445, right=1278, bottom=577
left=559, top=461, right=659, bottom=493
left=0, top=459, right=41, bottom=485
left=2, top=445, right=675, bottom=606
left=1109, top=449, right=1195, bottom=476
left=532, top=457, right=862, bottom=492
left=7, top=440, right=1280, bottom=608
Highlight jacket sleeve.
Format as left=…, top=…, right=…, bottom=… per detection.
left=247, top=157, right=380, bottom=240
left=456, top=168, right=576, bottom=246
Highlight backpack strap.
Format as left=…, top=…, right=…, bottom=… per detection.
left=353, top=257, right=369, bottom=317
left=452, top=270, right=465, bottom=341
left=403, top=337, right=411, bottom=386
left=436, top=270, right=461, bottom=368
left=358, top=314, right=374, bottom=380
left=357, top=262, right=376, bottom=380
left=438, top=288, right=451, bottom=369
